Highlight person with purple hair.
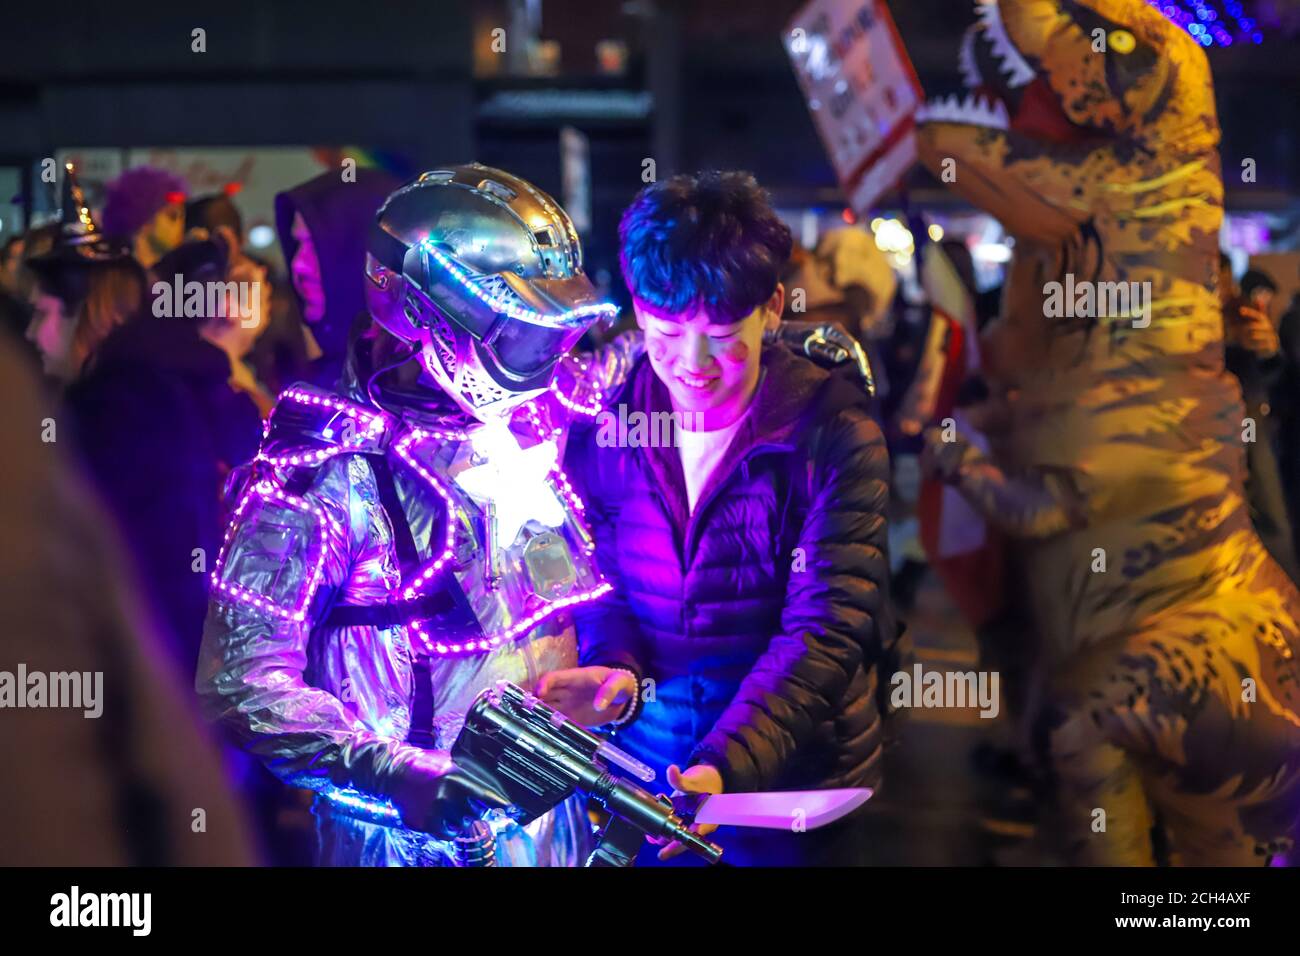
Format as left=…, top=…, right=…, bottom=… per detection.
left=100, top=165, right=188, bottom=271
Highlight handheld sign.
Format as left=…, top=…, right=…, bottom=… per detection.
left=784, top=0, right=924, bottom=215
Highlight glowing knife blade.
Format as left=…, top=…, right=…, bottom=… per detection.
left=684, top=788, right=873, bottom=830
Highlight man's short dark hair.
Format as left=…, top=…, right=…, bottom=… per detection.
left=1240, top=269, right=1278, bottom=298
left=187, top=194, right=244, bottom=240
left=618, top=170, right=793, bottom=324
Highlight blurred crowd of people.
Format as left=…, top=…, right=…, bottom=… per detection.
left=0, top=163, right=399, bottom=864
left=780, top=223, right=1300, bottom=615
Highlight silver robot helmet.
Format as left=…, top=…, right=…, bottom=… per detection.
left=364, top=164, right=617, bottom=421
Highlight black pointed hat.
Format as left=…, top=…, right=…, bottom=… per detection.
left=57, top=162, right=127, bottom=258
left=29, top=163, right=128, bottom=278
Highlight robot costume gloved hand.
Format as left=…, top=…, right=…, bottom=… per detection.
left=196, top=165, right=643, bottom=866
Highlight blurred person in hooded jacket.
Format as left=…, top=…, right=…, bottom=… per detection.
left=188, top=186, right=312, bottom=402
left=1220, top=257, right=1297, bottom=581
left=274, top=168, right=400, bottom=389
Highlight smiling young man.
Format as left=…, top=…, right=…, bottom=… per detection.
left=541, top=171, right=898, bottom=866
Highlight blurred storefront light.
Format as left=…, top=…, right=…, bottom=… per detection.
left=872, top=216, right=915, bottom=266
left=248, top=224, right=276, bottom=249
left=973, top=242, right=1012, bottom=263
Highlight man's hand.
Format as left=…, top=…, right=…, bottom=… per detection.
left=1228, top=304, right=1280, bottom=357
left=657, top=763, right=723, bottom=861
left=921, top=425, right=982, bottom=484
left=536, top=666, right=638, bottom=728
left=387, top=749, right=510, bottom=839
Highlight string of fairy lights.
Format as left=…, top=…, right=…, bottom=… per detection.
left=1149, top=0, right=1264, bottom=46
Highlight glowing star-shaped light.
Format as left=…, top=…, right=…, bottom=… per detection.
left=454, top=417, right=566, bottom=550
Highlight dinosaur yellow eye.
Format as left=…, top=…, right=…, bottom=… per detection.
left=1109, top=30, right=1136, bottom=54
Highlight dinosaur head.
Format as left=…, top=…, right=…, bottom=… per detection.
left=917, top=0, right=1220, bottom=243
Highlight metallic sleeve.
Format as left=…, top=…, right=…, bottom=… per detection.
left=558, top=329, right=647, bottom=412
left=194, top=462, right=427, bottom=799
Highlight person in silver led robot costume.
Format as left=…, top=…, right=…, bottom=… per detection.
left=196, top=165, right=643, bottom=866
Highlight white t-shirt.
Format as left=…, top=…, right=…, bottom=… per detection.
left=677, top=414, right=748, bottom=514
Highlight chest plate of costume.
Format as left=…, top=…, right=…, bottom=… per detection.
left=213, top=384, right=610, bottom=750
left=384, top=414, right=609, bottom=660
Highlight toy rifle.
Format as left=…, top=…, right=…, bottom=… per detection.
left=450, top=681, right=872, bottom=866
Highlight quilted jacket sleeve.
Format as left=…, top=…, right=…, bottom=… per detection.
left=691, top=400, right=892, bottom=792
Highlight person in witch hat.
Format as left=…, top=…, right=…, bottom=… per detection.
left=25, top=163, right=147, bottom=385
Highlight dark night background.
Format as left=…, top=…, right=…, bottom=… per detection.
left=1, top=0, right=1297, bottom=278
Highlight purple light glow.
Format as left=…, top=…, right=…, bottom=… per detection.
left=391, top=429, right=461, bottom=602
left=258, top=388, right=391, bottom=468
left=419, top=238, right=619, bottom=328
left=409, top=581, right=613, bottom=656
left=1147, top=0, right=1265, bottom=45
left=551, top=381, right=604, bottom=417
left=520, top=401, right=589, bottom=517
left=210, top=481, right=337, bottom=622
left=215, top=393, right=612, bottom=657
left=396, top=420, right=611, bottom=657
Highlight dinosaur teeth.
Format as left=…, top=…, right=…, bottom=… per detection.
left=916, top=92, right=1009, bottom=131
left=976, top=0, right=1036, bottom=89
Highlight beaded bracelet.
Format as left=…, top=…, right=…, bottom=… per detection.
left=603, top=668, right=643, bottom=729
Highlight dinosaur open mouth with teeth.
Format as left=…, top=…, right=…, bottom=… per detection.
left=914, top=0, right=1215, bottom=245
left=918, top=0, right=1102, bottom=146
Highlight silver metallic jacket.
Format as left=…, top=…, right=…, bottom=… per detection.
left=196, top=334, right=642, bottom=866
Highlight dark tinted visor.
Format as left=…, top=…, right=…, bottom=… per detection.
left=485, top=316, right=588, bottom=376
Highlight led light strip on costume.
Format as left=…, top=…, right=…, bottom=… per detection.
left=256, top=388, right=391, bottom=468
left=417, top=238, right=619, bottom=327
left=408, top=581, right=614, bottom=657
left=391, top=429, right=461, bottom=601
left=548, top=468, right=587, bottom=517
left=211, top=481, right=338, bottom=623
left=521, top=398, right=565, bottom=442
left=550, top=380, right=604, bottom=417
left=521, top=402, right=587, bottom=515
left=398, top=417, right=610, bottom=656
left=416, top=426, right=471, bottom=443
left=216, top=418, right=612, bottom=656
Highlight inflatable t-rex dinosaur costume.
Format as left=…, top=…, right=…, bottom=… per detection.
left=915, top=0, right=1300, bottom=864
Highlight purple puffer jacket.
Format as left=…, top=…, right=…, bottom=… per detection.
left=568, top=345, right=900, bottom=794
